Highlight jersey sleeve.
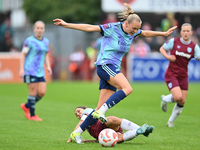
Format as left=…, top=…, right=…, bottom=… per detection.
left=99, top=23, right=114, bottom=37
left=80, top=108, right=93, bottom=121
left=22, top=38, right=31, bottom=53
left=194, top=44, right=200, bottom=60
left=163, top=38, right=174, bottom=51
left=134, top=29, right=142, bottom=38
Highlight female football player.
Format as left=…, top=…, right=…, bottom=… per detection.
left=67, top=106, right=154, bottom=143
left=54, top=3, right=176, bottom=143
left=19, top=21, right=52, bottom=121
left=160, top=23, right=200, bottom=127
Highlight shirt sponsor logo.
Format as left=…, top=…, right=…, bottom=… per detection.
left=175, top=50, right=191, bottom=59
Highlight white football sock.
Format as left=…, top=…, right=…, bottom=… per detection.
left=168, top=103, right=183, bottom=122
left=162, top=94, right=174, bottom=103
left=98, top=103, right=109, bottom=113
left=74, top=127, right=83, bottom=134
left=123, top=129, right=138, bottom=141
left=120, top=119, right=140, bottom=131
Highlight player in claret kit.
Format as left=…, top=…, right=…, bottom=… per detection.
left=160, top=23, right=200, bottom=127
left=67, top=106, right=154, bottom=144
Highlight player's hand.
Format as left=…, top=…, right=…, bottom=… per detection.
left=67, top=138, right=72, bottom=143
left=47, top=66, right=52, bottom=75
left=165, top=26, right=177, bottom=36
left=53, top=19, right=67, bottom=27
left=168, top=55, right=176, bottom=62
left=19, top=69, right=24, bottom=78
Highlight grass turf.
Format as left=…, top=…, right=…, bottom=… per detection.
left=0, top=81, right=200, bottom=150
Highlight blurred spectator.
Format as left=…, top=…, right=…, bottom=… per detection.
left=161, top=13, right=178, bottom=32
left=0, top=18, right=14, bottom=52
left=142, top=22, right=152, bottom=30
left=161, top=13, right=178, bottom=37
left=85, top=41, right=97, bottom=80
left=102, top=13, right=118, bottom=24
left=131, top=38, right=151, bottom=57
left=68, top=46, right=87, bottom=80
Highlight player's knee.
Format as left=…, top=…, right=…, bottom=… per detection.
left=173, top=95, right=182, bottom=101
left=108, top=116, right=121, bottom=124
left=124, top=86, right=132, bottom=96
left=38, top=91, right=46, bottom=97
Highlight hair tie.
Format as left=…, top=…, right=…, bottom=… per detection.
left=129, top=13, right=134, bottom=15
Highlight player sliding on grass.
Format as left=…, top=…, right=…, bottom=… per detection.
left=67, top=106, right=154, bottom=143
left=54, top=3, right=176, bottom=143
left=160, top=23, right=200, bottom=127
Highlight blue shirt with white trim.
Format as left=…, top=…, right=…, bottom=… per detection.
left=23, top=36, right=49, bottom=77
left=95, top=22, right=141, bottom=70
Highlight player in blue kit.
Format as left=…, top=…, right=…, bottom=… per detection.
left=54, top=3, right=176, bottom=143
left=19, top=21, right=52, bottom=121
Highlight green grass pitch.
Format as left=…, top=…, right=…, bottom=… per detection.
left=0, top=81, right=200, bottom=150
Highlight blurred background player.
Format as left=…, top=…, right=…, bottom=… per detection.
left=19, top=21, right=52, bottom=121
left=54, top=3, right=176, bottom=143
left=160, top=23, right=200, bottom=127
left=67, top=106, right=154, bottom=143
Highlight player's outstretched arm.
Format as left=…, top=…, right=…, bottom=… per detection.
left=53, top=18, right=101, bottom=32
left=160, top=46, right=176, bottom=62
left=140, top=26, right=177, bottom=37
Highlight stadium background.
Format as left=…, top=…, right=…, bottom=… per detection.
left=0, top=1, right=200, bottom=150
left=0, top=0, right=200, bottom=82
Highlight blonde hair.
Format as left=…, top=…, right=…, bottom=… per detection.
left=118, top=3, right=142, bottom=24
left=33, top=20, right=45, bottom=29
left=181, top=23, right=192, bottom=30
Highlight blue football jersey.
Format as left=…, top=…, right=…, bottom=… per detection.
left=95, top=22, right=141, bottom=70
left=23, top=36, right=49, bottom=77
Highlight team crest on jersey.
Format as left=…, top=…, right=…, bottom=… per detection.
left=103, top=24, right=111, bottom=29
left=177, top=45, right=181, bottom=49
left=168, top=82, right=172, bottom=89
left=187, top=47, right=192, bottom=53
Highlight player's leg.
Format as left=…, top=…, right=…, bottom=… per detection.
left=106, top=116, right=154, bottom=142
left=71, top=109, right=98, bottom=144
left=36, top=81, right=46, bottom=102
left=96, top=89, right=115, bottom=110
left=161, top=78, right=180, bottom=112
left=168, top=90, right=187, bottom=127
left=93, top=65, right=132, bottom=122
left=27, top=83, right=38, bottom=117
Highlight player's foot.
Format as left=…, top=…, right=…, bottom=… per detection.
left=136, top=123, right=154, bottom=137
left=143, top=126, right=154, bottom=137
left=92, top=110, right=107, bottom=123
left=70, top=132, right=84, bottom=144
left=29, top=115, right=42, bottom=121
left=161, top=95, right=167, bottom=112
left=167, top=121, right=174, bottom=127
left=21, top=103, right=30, bottom=119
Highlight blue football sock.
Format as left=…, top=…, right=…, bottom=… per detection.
left=28, top=95, right=36, bottom=117
left=80, top=110, right=98, bottom=131
left=105, top=90, right=126, bottom=109
left=35, top=94, right=42, bottom=103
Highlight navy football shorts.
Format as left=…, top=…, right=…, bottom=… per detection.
left=96, top=64, right=121, bottom=92
left=24, top=75, right=46, bottom=84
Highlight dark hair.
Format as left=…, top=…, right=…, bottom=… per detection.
left=75, top=106, right=87, bottom=110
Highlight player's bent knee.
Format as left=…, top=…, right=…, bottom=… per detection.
left=174, top=95, right=182, bottom=101
left=38, top=91, right=46, bottom=97
left=125, top=87, right=132, bottom=96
